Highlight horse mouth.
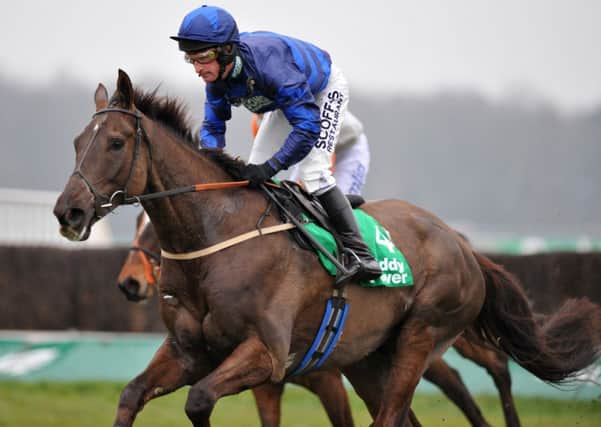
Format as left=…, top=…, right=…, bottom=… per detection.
left=59, top=223, right=91, bottom=241
left=118, top=276, right=155, bottom=302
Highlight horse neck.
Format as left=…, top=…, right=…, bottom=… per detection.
left=140, top=121, right=246, bottom=253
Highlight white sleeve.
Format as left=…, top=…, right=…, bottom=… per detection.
left=337, top=110, right=364, bottom=148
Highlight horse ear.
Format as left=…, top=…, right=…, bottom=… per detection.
left=116, top=69, right=135, bottom=110
left=94, top=84, right=109, bottom=111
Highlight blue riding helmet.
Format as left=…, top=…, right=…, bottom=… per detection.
left=171, top=5, right=240, bottom=52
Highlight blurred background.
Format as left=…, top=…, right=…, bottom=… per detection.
left=1, top=0, right=600, bottom=248
left=1, top=1, right=600, bottom=426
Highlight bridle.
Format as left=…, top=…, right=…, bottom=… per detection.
left=129, top=245, right=161, bottom=287
left=71, top=107, right=145, bottom=218
left=126, top=213, right=161, bottom=287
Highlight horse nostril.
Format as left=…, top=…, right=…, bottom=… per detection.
left=64, top=208, right=85, bottom=227
left=118, top=277, right=143, bottom=302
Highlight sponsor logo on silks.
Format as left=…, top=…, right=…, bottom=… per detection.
left=315, top=90, right=344, bottom=153
left=371, top=227, right=412, bottom=286
left=243, top=96, right=274, bottom=112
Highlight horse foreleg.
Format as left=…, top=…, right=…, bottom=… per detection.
left=184, top=335, right=274, bottom=427
left=423, top=358, right=491, bottom=427
left=113, top=336, right=207, bottom=427
left=453, top=336, right=520, bottom=427
left=251, top=382, right=285, bottom=427
left=291, top=370, right=354, bottom=427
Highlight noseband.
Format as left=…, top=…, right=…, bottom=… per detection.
left=72, top=107, right=145, bottom=218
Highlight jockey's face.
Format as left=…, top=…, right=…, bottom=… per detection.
left=194, top=60, right=221, bottom=83
left=185, top=50, right=221, bottom=83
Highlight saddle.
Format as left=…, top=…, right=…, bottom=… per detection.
left=261, top=180, right=365, bottom=280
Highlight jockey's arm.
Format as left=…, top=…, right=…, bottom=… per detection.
left=266, top=70, right=321, bottom=169
left=199, top=85, right=232, bottom=149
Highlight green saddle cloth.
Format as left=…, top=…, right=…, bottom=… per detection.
left=304, top=209, right=414, bottom=287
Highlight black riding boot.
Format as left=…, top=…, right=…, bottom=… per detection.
left=318, top=185, right=382, bottom=283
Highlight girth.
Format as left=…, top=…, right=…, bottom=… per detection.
left=289, top=288, right=349, bottom=377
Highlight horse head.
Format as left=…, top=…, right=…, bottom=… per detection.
left=53, top=70, right=150, bottom=241
left=117, top=211, right=161, bottom=301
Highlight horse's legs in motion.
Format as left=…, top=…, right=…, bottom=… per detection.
left=453, top=336, right=520, bottom=427
left=344, top=352, right=421, bottom=427
left=184, top=336, right=274, bottom=427
left=251, top=382, right=285, bottom=427
left=373, top=318, right=449, bottom=427
left=252, top=370, right=354, bottom=427
left=344, top=353, right=390, bottom=421
left=291, top=370, right=354, bottom=427
left=423, top=358, right=491, bottom=427
left=113, top=337, right=206, bottom=427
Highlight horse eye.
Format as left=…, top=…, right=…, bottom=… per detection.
left=109, top=138, right=125, bottom=151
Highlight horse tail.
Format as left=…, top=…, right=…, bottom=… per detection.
left=472, top=251, right=601, bottom=384
left=540, top=297, right=601, bottom=367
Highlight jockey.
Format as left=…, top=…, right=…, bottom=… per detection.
left=171, top=5, right=381, bottom=282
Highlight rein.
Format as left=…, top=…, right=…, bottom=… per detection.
left=121, top=181, right=294, bottom=262
left=76, top=107, right=252, bottom=212
left=82, top=108, right=283, bottom=211
left=118, top=181, right=251, bottom=206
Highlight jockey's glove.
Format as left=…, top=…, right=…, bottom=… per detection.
left=242, top=158, right=282, bottom=188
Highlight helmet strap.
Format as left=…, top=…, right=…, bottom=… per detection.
left=217, top=44, right=238, bottom=80
left=218, top=61, right=227, bottom=80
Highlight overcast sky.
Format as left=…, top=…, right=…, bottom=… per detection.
left=1, top=0, right=600, bottom=112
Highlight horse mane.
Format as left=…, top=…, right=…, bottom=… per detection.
left=110, top=87, right=247, bottom=179
left=203, top=148, right=248, bottom=179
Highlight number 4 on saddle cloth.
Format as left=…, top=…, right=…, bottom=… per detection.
left=308, top=210, right=414, bottom=287
left=262, top=180, right=414, bottom=288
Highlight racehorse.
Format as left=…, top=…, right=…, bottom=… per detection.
left=54, top=69, right=601, bottom=427
left=119, top=211, right=520, bottom=427
left=120, top=211, right=353, bottom=427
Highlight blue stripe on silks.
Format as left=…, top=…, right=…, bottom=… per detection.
left=303, top=46, right=328, bottom=93
left=315, top=302, right=349, bottom=369
left=287, top=39, right=308, bottom=76
left=291, top=299, right=334, bottom=376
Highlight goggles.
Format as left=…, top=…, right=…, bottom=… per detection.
left=184, top=49, right=219, bottom=65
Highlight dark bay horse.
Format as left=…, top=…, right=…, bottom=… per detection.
left=119, top=213, right=353, bottom=427
left=119, top=211, right=519, bottom=427
left=54, top=70, right=601, bottom=427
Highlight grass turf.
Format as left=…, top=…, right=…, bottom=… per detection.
left=0, top=381, right=599, bottom=426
